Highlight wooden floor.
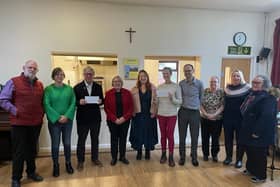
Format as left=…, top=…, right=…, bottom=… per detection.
left=0, top=147, right=279, bottom=187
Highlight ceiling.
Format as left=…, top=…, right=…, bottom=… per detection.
left=90, top=0, right=280, bottom=13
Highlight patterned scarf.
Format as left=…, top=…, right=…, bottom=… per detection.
left=240, top=90, right=268, bottom=116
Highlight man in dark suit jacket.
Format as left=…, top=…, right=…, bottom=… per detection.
left=74, top=66, right=104, bottom=171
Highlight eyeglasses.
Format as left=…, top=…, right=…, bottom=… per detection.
left=252, top=81, right=262, bottom=85
left=84, top=73, right=93, bottom=76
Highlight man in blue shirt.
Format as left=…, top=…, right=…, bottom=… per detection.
left=178, top=64, right=204, bottom=167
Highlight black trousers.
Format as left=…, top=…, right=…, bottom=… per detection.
left=224, top=121, right=245, bottom=161
left=107, top=120, right=130, bottom=160
left=201, top=117, right=222, bottom=157
left=245, top=145, right=268, bottom=180
left=11, top=125, right=41, bottom=181
left=76, top=122, right=101, bottom=162
left=178, top=108, right=200, bottom=159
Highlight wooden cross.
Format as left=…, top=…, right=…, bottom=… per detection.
left=125, top=27, right=136, bottom=44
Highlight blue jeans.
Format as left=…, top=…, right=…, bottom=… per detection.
left=48, top=121, right=73, bottom=164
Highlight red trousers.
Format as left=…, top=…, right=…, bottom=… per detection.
left=157, top=115, right=177, bottom=154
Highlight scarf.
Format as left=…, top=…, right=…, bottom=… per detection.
left=240, top=90, right=268, bottom=116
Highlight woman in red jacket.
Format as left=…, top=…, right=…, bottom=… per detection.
left=104, top=75, right=134, bottom=166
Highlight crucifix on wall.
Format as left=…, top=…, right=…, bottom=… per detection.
left=125, top=27, right=136, bottom=44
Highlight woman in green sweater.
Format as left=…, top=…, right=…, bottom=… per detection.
left=43, top=67, right=76, bottom=177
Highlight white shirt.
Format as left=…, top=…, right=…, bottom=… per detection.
left=84, top=80, right=92, bottom=95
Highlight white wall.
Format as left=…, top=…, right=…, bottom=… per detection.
left=0, top=0, right=266, bottom=152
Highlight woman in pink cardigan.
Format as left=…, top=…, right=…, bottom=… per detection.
left=129, top=70, right=158, bottom=160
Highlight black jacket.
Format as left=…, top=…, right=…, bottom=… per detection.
left=239, top=90, right=277, bottom=147
left=74, top=81, right=104, bottom=125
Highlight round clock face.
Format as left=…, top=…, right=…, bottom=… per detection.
left=233, top=32, right=246, bottom=46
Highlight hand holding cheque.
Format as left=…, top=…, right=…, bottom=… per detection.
left=80, top=96, right=101, bottom=105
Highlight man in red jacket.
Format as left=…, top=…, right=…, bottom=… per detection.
left=0, top=60, right=44, bottom=187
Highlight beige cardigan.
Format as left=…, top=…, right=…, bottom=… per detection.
left=131, top=84, right=157, bottom=115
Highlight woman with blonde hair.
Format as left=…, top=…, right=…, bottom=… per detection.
left=223, top=69, right=250, bottom=168
left=129, top=70, right=158, bottom=160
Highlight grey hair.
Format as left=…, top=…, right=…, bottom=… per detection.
left=24, top=59, right=39, bottom=72
left=162, top=67, right=172, bottom=75
left=255, top=75, right=272, bottom=91
left=112, top=75, right=123, bottom=86
left=83, top=66, right=95, bottom=74
left=25, top=59, right=38, bottom=66
left=231, top=69, right=246, bottom=84
left=209, top=75, right=219, bottom=82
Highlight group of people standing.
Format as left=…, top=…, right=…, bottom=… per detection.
left=201, top=69, right=278, bottom=183
left=0, top=62, right=106, bottom=187
left=0, top=60, right=278, bottom=187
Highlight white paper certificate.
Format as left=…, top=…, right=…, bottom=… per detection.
left=157, top=90, right=169, bottom=97
left=85, top=96, right=99, bottom=104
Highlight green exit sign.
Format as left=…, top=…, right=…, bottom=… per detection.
left=228, top=46, right=251, bottom=55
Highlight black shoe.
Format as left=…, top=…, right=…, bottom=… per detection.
left=203, top=155, right=209, bottom=161
left=119, top=158, right=129, bottom=165
left=223, top=157, right=232, bottom=165
left=136, top=150, right=142, bottom=160
left=251, top=176, right=266, bottom=183
left=11, top=180, right=21, bottom=187
left=53, top=163, right=60, bottom=177
left=27, top=173, right=44, bottom=182
left=192, top=159, right=199, bottom=167
left=160, top=152, right=167, bottom=164
left=168, top=154, right=175, bottom=167
left=77, top=162, right=84, bottom=171
left=65, top=162, right=74, bottom=174
left=212, top=156, right=218, bottom=163
left=145, top=150, right=150, bottom=160
left=111, top=158, right=117, bottom=166
left=92, top=160, right=103, bottom=167
left=235, top=161, right=242, bottom=168
left=178, top=157, right=185, bottom=166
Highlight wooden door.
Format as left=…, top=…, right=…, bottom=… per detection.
left=221, top=58, right=251, bottom=89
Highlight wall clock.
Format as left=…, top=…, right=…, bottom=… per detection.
left=233, top=32, right=247, bottom=46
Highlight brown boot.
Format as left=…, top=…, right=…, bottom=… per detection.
left=160, top=151, right=167, bottom=164
left=169, top=153, right=175, bottom=167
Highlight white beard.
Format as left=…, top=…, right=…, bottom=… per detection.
left=24, top=72, right=36, bottom=80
